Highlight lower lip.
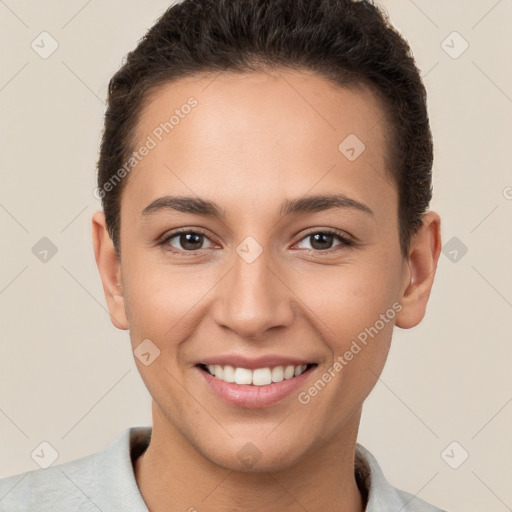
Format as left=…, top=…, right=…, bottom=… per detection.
left=196, top=365, right=316, bottom=409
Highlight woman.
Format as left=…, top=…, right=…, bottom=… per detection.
left=0, top=0, right=445, bottom=510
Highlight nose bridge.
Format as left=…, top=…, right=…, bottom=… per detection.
left=213, top=241, right=294, bottom=338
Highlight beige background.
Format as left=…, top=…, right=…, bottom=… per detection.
left=1, top=1, right=511, bottom=510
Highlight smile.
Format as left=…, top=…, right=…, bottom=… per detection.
left=199, top=363, right=315, bottom=386
left=196, top=362, right=318, bottom=408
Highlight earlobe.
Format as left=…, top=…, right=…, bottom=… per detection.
left=91, top=211, right=129, bottom=330
left=395, top=211, right=442, bottom=330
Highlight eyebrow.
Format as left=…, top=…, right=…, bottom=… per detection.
left=140, top=193, right=374, bottom=219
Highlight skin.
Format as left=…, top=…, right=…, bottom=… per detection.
left=92, top=69, right=441, bottom=512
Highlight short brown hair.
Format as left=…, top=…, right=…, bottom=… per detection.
left=97, top=0, right=433, bottom=258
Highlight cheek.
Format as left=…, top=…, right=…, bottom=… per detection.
left=121, top=256, right=218, bottom=343
left=288, top=255, right=399, bottom=403
left=293, top=256, right=400, bottom=342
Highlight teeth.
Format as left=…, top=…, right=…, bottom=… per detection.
left=284, top=365, right=295, bottom=379
left=214, top=365, right=223, bottom=380
left=205, top=363, right=309, bottom=385
left=234, top=367, right=252, bottom=385
left=294, top=365, right=305, bottom=376
left=271, top=366, right=284, bottom=383
left=222, top=365, right=235, bottom=383
left=252, top=368, right=272, bottom=386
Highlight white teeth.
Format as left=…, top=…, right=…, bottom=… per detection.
left=234, top=367, right=252, bottom=385
left=284, top=365, right=295, bottom=379
left=294, top=364, right=307, bottom=376
left=252, top=368, right=272, bottom=386
left=271, top=366, right=284, bottom=383
left=222, top=365, right=235, bottom=383
left=214, top=365, right=224, bottom=379
left=205, top=363, right=310, bottom=385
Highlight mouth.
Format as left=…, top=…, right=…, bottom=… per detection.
left=194, top=355, right=320, bottom=408
left=197, top=362, right=318, bottom=386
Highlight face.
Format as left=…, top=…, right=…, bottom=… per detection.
left=93, top=69, right=439, bottom=473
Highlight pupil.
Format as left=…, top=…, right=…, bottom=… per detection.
left=177, top=233, right=335, bottom=251
left=181, top=233, right=202, bottom=250
left=311, top=233, right=333, bottom=250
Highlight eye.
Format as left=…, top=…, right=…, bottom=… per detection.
left=295, top=229, right=353, bottom=251
left=160, top=230, right=214, bottom=252
left=158, top=228, right=353, bottom=254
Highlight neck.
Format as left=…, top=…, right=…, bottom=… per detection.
left=134, top=404, right=365, bottom=512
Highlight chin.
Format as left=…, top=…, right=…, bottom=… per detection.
left=197, top=435, right=310, bottom=474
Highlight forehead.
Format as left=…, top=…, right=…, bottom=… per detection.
left=123, top=69, right=396, bottom=221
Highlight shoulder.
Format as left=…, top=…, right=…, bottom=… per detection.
left=355, top=443, right=448, bottom=512
left=0, top=427, right=151, bottom=512
left=0, top=446, right=106, bottom=512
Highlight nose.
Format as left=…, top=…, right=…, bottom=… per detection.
left=212, top=247, right=295, bottom=339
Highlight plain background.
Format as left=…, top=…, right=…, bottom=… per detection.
left=1, top=1, right=511, bottom=511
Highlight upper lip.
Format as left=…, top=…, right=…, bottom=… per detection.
left=197, top=354, right=316, bottom=370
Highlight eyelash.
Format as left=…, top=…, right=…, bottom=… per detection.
left=157, top=228, right=354, bottom=255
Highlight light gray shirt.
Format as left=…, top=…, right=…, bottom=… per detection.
left=0, top=426, right=446, bottom=511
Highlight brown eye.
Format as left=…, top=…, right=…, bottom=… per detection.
left=309, top=233, right=335, bottom=250
left=165, top=231, right=214, bottom=251
left=296, top=230, right=352, bottom=251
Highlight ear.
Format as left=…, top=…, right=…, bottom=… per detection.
left=395, top=211, right=442, bottom=329
left=91, top=210, right=129, bottom=330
